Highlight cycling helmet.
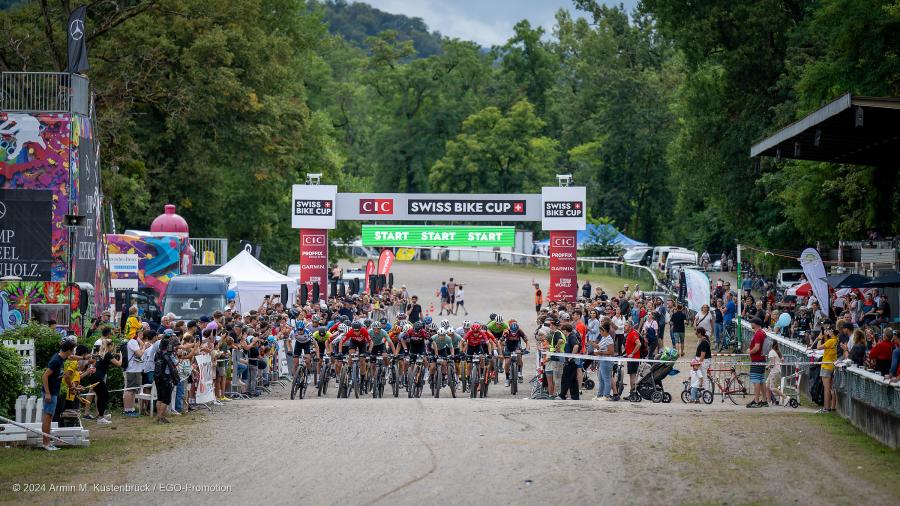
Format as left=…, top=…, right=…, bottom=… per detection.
left=363, top=318, right=372, bottom=328
left=397, top=313, right=407, bottom=320
left=471, top=323, right=482, bottom=332
left=423, top=316, right=433, bottom=325
left=463, top=320, right=472, bottom=330
left=379, top=317, right=388, bottom=326
left=338, top=323, right=348, bottom=333
left=509, top=320, right=519, bottom=331
left=295, top=321, right=306, bottom=330
left=372, top=321, right=381, bottom=330
left=404, top=323, right=413, bottom=333
left=428, top=322, right=438, bottom=332
left=267, top=335, right=276, bottom=344
left=489, top=313, right=497, bottom=322
left=414, top=321, right=424, bottom=331
left=440, top=319, right=451, bottom=329
left=438, top=328, right=447, bottom=336
left=494, top=314, right=503, bottom=323
left=351, top=321, right=362, bottom=331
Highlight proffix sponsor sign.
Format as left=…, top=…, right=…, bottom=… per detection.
left=291, top=185, right=337, bottom=229
left=548, top=230, right=578, bottom=301
left=541, top=186, right=586, bottom=231
left=299, top=228, right=328, bottom=301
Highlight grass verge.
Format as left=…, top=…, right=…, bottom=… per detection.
left=0, top=409, right=205, bottom=504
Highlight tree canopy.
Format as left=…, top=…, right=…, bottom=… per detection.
left=1, top=0, right=897, bottom=270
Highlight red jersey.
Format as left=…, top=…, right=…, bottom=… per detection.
left=341, top=328, right=370, bottom=344
left=464, top=329, right=490, bottom=347
left=403, top=329, right=429, bottom=343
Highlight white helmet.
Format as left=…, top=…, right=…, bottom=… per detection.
left=338, top=323, right=348, bottom=333
left=440, top=319, right=451, bottom=329
left=438, top=327, right=447, bottom=336
left=463, top=320, right=472, bottom=330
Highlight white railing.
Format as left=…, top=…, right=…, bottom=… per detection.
left=0, top=72, right=90, bottom=115
left=190, top=238, right=229, bottom=266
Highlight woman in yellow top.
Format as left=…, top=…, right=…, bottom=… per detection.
left=125, top=306, right=142, bottom=340
left=816, top=325, right=838, bottom=413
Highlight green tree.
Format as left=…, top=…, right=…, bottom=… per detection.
left=429, top=100, right=558, bottom=193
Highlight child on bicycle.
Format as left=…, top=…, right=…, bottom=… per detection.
left=689, top=358, right=703, bottom=403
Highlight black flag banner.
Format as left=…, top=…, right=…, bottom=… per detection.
left=66, top=6, right=89, bottom=74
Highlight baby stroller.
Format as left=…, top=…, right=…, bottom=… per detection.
left=633, top=348, right=678, bottom=403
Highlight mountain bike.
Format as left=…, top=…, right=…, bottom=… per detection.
left=709, top=366, right=748, bottom=405
left=337, top=354, right=350, bottom=398
left=468, top=354, right=485, bottom=398
left=290, top=351, right=309, bottom=400
left=372, top=354, right=387, bottom=398
left=349, top=354, right=361, bottom=399
left=407, top=354, right=425, bottom=398
left=508, top=351, right=519, bottom=396
left=317, top=354, right=333, bottom=397
left=389, top=355, right=401, bottom=398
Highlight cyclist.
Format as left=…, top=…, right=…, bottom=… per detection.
left=395, top=323, right=413, bottom=380
left=462, top=322, right=490, bottom=380
left=369, top=321, right=391, bottom=359
left=401, top=321, right=430, bottom=390
left=339, top=321, right=373, bottom=381
left=379, top=317, right=392, bottom=333
left=430, top=327, right=454, bottom=385
left=501, top=319, right=528, bottom=386
left=455, top=319, right=472, bottom=338
left=486, top=313, right=509, bottom=341
left=331, top=323, right=348, bottom=381
left=310, top=324, right=332, bottom=379
left=292, top=320, right=314, bottom=377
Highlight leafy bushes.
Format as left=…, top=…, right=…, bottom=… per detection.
left=0, top=321, right=64, bottom=368
left=0, top=345, right=25, bottom=419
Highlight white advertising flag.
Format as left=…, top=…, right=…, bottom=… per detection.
left=683, top=268, right=710, bottom=313
left=194, top=354, right=216, bottom=404
left=799, top=248, right=829, bottom=315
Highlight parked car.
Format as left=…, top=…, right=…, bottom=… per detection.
left=622, top=246, right=653, bottom=266
left=776, top=269, right=806, bottom=291
left=162, top=275, right=229, bottom=321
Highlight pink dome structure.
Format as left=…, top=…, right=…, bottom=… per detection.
left=150, top=204, right=189, bottom=236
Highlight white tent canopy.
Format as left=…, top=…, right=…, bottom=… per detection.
left=210, top=250, right=297, bottom=312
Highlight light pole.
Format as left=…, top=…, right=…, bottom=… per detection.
left=64, top=213, right=85, bottom=335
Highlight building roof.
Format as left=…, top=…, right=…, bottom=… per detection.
left=750, top=93, right=900, bottom=166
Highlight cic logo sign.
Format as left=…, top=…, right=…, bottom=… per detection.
left=359, top=198, right=394, bottom=215
left=302, top=235, right=325, bottom=246
left=551, top=236, right=575, bottom=248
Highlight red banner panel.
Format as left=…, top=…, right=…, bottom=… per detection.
left=548, top=230, right=577, bottom=302
left=378, top=248, right=394, bottom=276
left=299, top=228, right=328, bottom=302
left=364, top=259, right=375, bottom=293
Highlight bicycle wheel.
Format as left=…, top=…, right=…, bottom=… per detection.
left=481, top=370, right=490, bottom=398
left=290, top=367, right=303, bottom=400
left=510, top=361, right=518, bottom=396
left=492, top=357, right=499, bottom=384
left=680, top=389, right=691, bottom=403
left=391, top=365, right=400, bottom=398
left=352, top=363, right=360, bottom=399
left=702, top=390, right=714, bottom=404
left=448, top=364, right=457, bottom=398
left=723, top=378, right=738, bottom=405
left=407, top=367, right=415, bottom=398
left=469, top=368, right=478, bottom=398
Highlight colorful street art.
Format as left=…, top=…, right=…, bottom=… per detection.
left=107, top=234, right=185, bottom=301
left=0, top=113, right=72, bottom=282
left=0, top=282, right=84, bottom=335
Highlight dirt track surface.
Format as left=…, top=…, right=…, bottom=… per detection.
left=112, top=262, right=895, bottom=505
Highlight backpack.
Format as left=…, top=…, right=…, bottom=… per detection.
left=808, top=364, right=825, bottom=406
left=119, top=341, right=131, bottom=370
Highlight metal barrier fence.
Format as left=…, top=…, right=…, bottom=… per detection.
left=0, top=72, right=90, bottom=115
left=415, top=247, right=663, bottom=291
left=190, top=238, right=229, bottom=266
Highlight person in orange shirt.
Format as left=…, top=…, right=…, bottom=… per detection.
left=534, top=283, right=543, bottom=314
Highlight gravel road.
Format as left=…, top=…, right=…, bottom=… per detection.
left=113, top=262, right=896, bottom=505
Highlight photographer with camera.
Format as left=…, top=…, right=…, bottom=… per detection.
left=153, top=330, right=180, bottom=424
left=91, top=328, right=121, bottom=424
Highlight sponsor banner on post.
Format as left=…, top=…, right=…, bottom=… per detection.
left=541, top=187, right=587, bottom=231
left=378, top=248, right=395, bottom=276
left=194, top=353, right=216, bottom=404
left=108, top=253, right=139, bottom=273
left=361, top=225, right=515, bottom=247
left=364, top=259, right=375, bottom=293
left=683, top=268, right=711, bottom=313
left=548, top=230, right=578, bottom=301
left=799, top=248, right=829, bottom=316
left=299, top=229, right=328, bottom=302
left=291, top=185, right=337, bottom=229
left=335, top=193, right=541, bottom=222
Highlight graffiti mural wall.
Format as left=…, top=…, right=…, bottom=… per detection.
left=0, top=281, right=83, bottom=335
left=0, top=113, right=72, bottom=282
left=107, top=234, right=185, bottom=301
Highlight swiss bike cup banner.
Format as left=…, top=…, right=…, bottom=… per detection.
left=291, top=184, right=337, bottom=229
left=335, top=193, right=541, bottom=222
left=541, top=186, right=587, bottom=231
left=0, top=189, right=53, bottom=280
left=299, top=228, right=328, bottom=301
left=361, top=225, right=515, bottom=247
left=548, top=230, right=578, bottom=301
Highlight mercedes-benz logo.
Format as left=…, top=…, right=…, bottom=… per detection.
left=70, top=19, right=85, bottom=41
left=0, top=201, right=6, bottom=220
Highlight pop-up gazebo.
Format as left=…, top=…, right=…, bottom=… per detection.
left=211, top=250, right=297, bottom=312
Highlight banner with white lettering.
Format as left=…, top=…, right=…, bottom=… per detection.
left=548, top=230, right=578, bottom=301
left=541, top=187, right=586, bottom=231
left=299, top=229, right=328, bottom=302
left=0, top=189, right=53, bottom=280
left=799, top=248, right=829, bottom=316
left=194, top=353, right=216, bottom=404
left=334, top=193, right=541, bottom=222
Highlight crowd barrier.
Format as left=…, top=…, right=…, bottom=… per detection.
left=740, top=320, right=900, bottom=448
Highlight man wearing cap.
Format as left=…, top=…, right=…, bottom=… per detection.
left=543, top=318, right=566, bottom=397
left=747, top=318, right=768, bottom=408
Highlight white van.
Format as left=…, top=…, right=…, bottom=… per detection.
left=652, top=246, right=684, bottom=270
left=777, top=269, right=806, bottom=290
left=658, top=248, right=697, bottom=271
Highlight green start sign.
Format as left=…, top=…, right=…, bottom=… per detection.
left=361, top=225, right=515, bottom=247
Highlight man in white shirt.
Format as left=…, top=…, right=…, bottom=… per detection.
left=124, top=331, right=150, bottom=417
